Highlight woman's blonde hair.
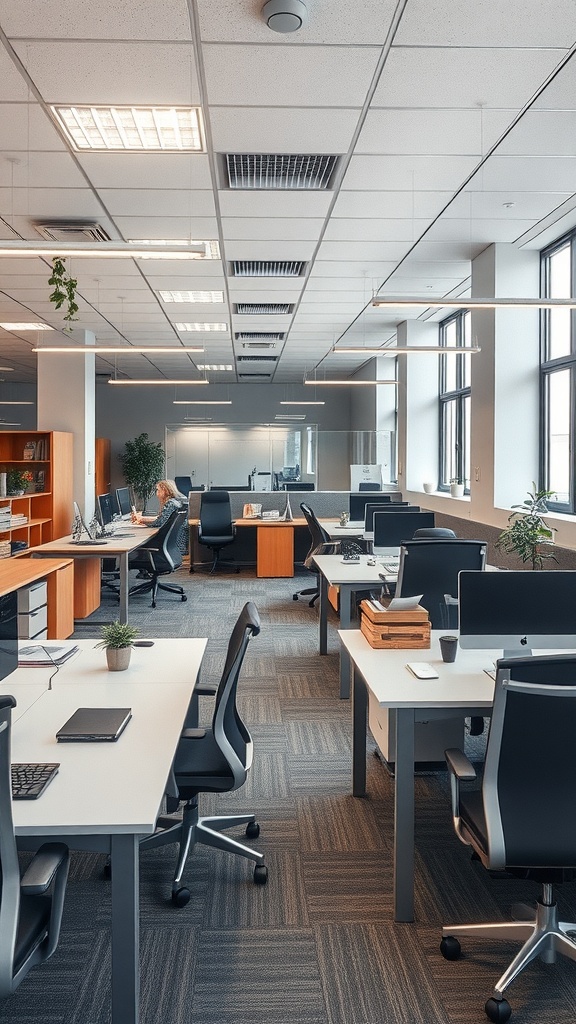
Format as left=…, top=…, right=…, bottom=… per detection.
left=157, top=479, right=184, bottom=504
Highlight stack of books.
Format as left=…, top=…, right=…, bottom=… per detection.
left=0, top=506, right=28, bottom=531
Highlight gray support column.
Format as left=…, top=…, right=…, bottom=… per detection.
left=37, top=330, right=96, bottom=519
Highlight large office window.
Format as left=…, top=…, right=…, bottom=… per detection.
left=439, top=310, right=471, bottom=491
left=541, top=233, right=575, bottom=510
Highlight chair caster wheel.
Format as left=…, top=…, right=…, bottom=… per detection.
left=171, top=887, right=191, bottom=908
left=292, top=594, right=299, bottom=601
left=103, top=858, right=111, bottom=880
left=181, top=595, right=187, bottom=602
left=254, top=865, right=268, bottom=885
left=440, top=936, right=461, bottom=960
left=485, top=997, right=511, bottom=1023
left=246, top=821, right=260, bottom=839
left=151, top=601, right=157, bottom=608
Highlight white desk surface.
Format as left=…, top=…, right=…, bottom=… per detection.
left=1, top=638, right=207, bottom=837
left=27, top=527, right=157, bottom=557
left=339, top=629, right=496, bottom=708
left=313, top=552, right=396, bottom=585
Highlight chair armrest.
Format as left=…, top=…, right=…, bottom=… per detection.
left=180, top=728, right=207, bottom=739
left=21, top=843, right=69, bottom=896
left=195, top=683, right=217, bottom=697
left=319, top=540, right=340, bottom=554
left=445, top=748, right=477, bottom=845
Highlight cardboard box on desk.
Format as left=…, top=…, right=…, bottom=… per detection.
left=359, top=599, right=430, bottom=649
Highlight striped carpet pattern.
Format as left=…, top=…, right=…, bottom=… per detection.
left=3, top=566, right=576, bottom=1023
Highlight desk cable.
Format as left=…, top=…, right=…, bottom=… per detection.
left=41, top=646, right=60, bottom=691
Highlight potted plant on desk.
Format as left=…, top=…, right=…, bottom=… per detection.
left=96, top=621, right=140, bottom=672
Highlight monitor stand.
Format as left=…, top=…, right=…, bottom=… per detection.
left=503, top=647, right=532, bottom=659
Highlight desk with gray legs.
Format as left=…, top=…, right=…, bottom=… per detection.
left=4, top=637, right=207, bottom=1024
left=313, top=554, right=397, bottom=698
left=340, top=629, right=499, bottom=922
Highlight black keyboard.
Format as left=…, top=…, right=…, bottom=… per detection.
left=11, top=762, right=60, bottom=800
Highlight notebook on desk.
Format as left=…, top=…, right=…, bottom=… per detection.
left=56, top=707, right=132, bottom=742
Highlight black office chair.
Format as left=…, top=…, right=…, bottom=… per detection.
left=197, top=490, right=238, bottom=573
left=0, top=695, right=70, bottom=996
left=128, top=509, right=188, bottom=608
left=358, top=482, right=381, bottom=491
left=293, top=502, right=340, bottom=606
left=441, top=653, right=576, bottom=1023
left=412, top=527, right=457, bottom=538
left=140, top=602, right=266, bottom=907
left=285, top=481, right=315, bottom=491
left=395, top=539, right=487, bottom=628
left=174, top=475, right=193, bottom=495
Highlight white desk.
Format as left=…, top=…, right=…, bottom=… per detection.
left=2, top=637, right=207, bottom=1024
left=340, top=629, right=496, bottom=922
left=313, top=554, right=398, bottom=698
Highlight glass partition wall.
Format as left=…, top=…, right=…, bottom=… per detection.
left=165, top=425, right=396, bottom=492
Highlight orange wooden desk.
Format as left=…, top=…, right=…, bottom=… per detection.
left=190, top=517, right=310, bottom=578
left=3, top=555, right=74, bottom=638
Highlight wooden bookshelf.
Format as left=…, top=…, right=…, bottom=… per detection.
left=0, top=431, right=73, bottom=546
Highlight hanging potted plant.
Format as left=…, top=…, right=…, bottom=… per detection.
left=496, top=484, right=557, bottom=570
left=48, top=257, right=79, bottom=328
left=96, top=621, right=140, bottom=672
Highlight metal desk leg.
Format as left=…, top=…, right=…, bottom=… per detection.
left=118, top=552, right=129, bottom=624
left=394, top=708, right=416, bottom=922
left=319, top=573, right=328, bottom=655
left=110, top=833, right=140, bottom=1024
left=352, top=665, right=367, bottom=797
left=338, top=585, right=353, bottom=699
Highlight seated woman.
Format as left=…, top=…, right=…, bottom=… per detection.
left=132, top=479, right=187, bottom=551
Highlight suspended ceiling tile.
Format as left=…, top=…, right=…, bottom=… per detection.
left=12, top=42, right=201, bottom=106
left=343, top=154, right=480, bottom=191
left=445, top=190, right=574, bottom=220
left=357, top=108, right=514, bottom=157
left=409, top=240, right=487, bottom=261
left=141, top=275, right=226, bottom=290
left=0, top=0, right=192, bottom=39
left=99, top=190, right=217, bottom=220
left=332, top=190, right=455, bottom=220
left=494, top=111, right=576, bottom=156
left=316, top=240, right=409, bottom=261
left=0, top=188, right=108, bottom=222
left=77, top=154, right=212, bottom=190
left=221, top=217, right=324, bottom=242
left=0, top=152, right=96, bottom=190
left=324, top=218, right=432, bottom=242
left=225, top=240, right=316, bottom=261
left=470, top=156, right=576, bottom=192
left=373, top=46, right=567, bottom=108
left=424, top=217, right=535, bottom=243
left=395, top=0, right=576, bottom=46
left=203, top=44, right=380, bottom=107
left=0, top=103, right=66, bottom=150
left=532, top=66, right=576, bottom=109
left=218, top=191, right=332, bottom=219
left=197, top=0, right=398, bottom=44
left=210, top=106, right=360, bottom=153
left=309, top=260, right=399, bottom=279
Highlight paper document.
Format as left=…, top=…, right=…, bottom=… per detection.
left=18, top=645, right=79, bottom=667
left=386, top=595, right=423, bottom=611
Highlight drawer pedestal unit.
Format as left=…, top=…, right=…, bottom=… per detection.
left=18, top=580, right=48, bottom=641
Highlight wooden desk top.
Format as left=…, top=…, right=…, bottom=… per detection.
left=189, top=516, right=336, bottom=528
left=0, top=555, right=73, bottom=597
left=26, top=527, right=157, bottom=556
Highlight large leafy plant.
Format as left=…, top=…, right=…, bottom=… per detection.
left=120, top=432, right=165, bottom=508
left=496, top=484, right=557, bottom=570
left=48, top=257, right=79, bottom=327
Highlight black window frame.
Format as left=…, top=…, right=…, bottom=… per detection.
left=438, top=309, right=471, bottom=494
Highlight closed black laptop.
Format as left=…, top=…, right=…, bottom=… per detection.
left=56, top=707, right=132, bottom=742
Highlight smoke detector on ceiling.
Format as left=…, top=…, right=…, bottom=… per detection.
left=262, top=0, right=307, bottom=33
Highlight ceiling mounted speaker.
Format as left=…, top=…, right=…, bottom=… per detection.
left=262, top=0, right=307, bottom=33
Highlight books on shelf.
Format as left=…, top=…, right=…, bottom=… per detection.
left=23, top=441, right=36, bottom=460
left=21, top=438, right=49, bottom=461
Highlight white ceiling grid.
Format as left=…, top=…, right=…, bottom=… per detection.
left=0, top=0, right=572, bottom=384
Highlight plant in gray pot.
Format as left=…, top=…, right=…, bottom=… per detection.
left=96, top=621, right=140, bottom=672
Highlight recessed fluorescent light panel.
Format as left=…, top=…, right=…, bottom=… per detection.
left=160, top=291, right=224, bottom=303
left=175, top=323, right=227, bottom=332
left=0, top=322, right=54, bottom=331
left=51, top=106, right=204, bottom=152
left=196, top=364, right=233, bottom=371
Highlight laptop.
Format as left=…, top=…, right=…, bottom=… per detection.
left=56, top=707, right=132, bottom=742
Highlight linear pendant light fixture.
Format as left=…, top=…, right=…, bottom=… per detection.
left=34, top=346, right=204, bottom=354
left=0, top=242, right=210, bottom=259
left=335, top=346, right=481, bottom=355
left=108, top=379, right=209, bottom=386
left=373, top=296, right=576, bottom=309
left=280, top=400, right=325, bottom=405
left=173, top=400, right=232, bottom=405
left=304, top=379, right=397, bottom=387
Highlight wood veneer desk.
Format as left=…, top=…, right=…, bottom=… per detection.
left=0, top=555, right=74, bottom=638
left=25, top=527, right=157, bottom=623
left=189, top=516, right=314, bottom=577
left=340, top=629, right=496, bottom=922
left=5, top=637, right=207, bottom=1024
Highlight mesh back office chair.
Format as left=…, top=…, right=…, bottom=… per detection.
left=128, top=509, right=188, bottom=608
left=441, top=654, right=576, bottom=1023
left=358, top=482, right=381, bottom=491
left=140, top=602, right=267, bottom=907
left=412, top=527, right=457, bottom=538
left=285, top=481, right=315, bottom=491
left=395, top=539, right=487, bottom=628
left=197, top=490, right=238, bottom=573
left=0, top=695, right=70, bottom=997
left=293, top=502, right=340, bottom=606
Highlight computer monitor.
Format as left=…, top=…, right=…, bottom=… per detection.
left=285, top=482, right=314, bottom=491
left=72, top=500, right=93, bottom=540
left=358, top=482, right=381, bottom=492
left=97, top=493, right=114, bottom=527
left=372, top=511, right=435, bottom=553
left=0, top=591, right=17, bottom=684
left=115, top=486, right=131, bottom=517
left=349, top=492, right=392, bottom=521
left=364, top=503, right=420, bottom=530
left=458, top=570, right=576, bottom=657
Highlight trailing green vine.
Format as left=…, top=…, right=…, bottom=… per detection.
left=48, top=257, right=79, bottom=327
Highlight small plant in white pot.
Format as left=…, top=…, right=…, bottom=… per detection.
left=449, top=478, right=465, bottom=498
left=96, top=621, right=139, bottom=672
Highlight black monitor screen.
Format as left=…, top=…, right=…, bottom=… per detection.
left=364, top=503, right=420, bottom=529
left=458, top=570, right=576, bottom=652
left=116, top=487, right=131, bottom=516
left=97, top=493, right=114, bottom=526
left=373, top=511, right=435, bottom=549
left=349, top=493, right=391, bottom=520
left=358, top=482, right=381, bottom=492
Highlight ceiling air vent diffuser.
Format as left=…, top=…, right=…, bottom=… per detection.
left=235, top=303, right=294, bottom=315
left=238, top=373, right=273, bottom=380
left=231, top=260, right=306, bottom=277
left=237, top=355, right=277, bottom=363
left=224, top=154, right=339, bottom=190
left=34, top=220, right=111, bottom=242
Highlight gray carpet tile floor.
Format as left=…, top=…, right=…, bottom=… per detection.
left=2, top=565, right=576, bottom=1023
